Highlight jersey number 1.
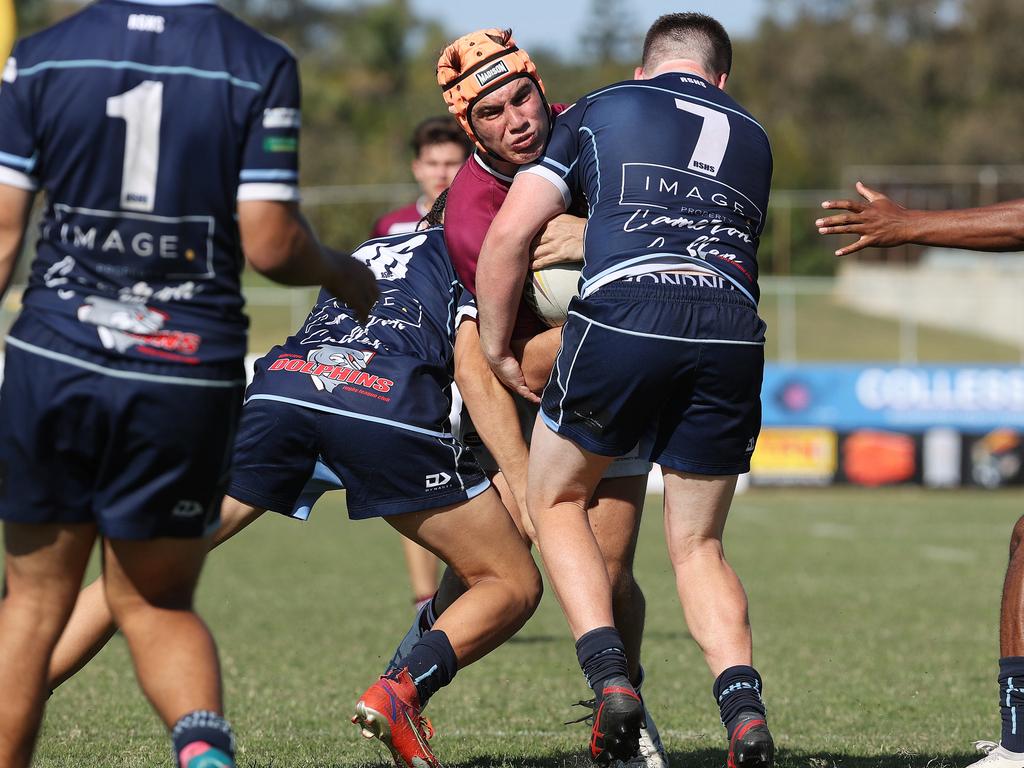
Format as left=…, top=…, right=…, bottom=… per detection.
left=675, top=99, right=729, bottom=178
left=106, top=81, right=163, bottom=213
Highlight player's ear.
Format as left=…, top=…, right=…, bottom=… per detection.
left=716, top=72, right=729, bottom=89
left=634, top=66, right=645, bottom=80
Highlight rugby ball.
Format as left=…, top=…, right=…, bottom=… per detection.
left=524, top=263, right=582, bottom=328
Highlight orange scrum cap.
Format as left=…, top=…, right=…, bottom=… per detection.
left=437, top=28, right=548, bottom=157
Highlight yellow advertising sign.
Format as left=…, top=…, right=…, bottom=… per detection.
left=0, top=0, right=13, bottom=60
left=750, top=428, right=838, bottom=484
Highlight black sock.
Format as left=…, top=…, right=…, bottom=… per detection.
left=421, top=595, right=439, bottom=632
left=171, top=710, right=235, bottom=767
left=999, top=657, right=1024, bottom=752
left=396, top=629, right=458, bottom=706
left=714, top=665, right=767, bottom=738
left=576, top=627, right=630, bottom=700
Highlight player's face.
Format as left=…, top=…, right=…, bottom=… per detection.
left=412, top=142, right=468, bottom=202
left=470, top=78, right=550, bottom=165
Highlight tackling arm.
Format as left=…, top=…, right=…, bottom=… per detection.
left=817, top=181, right=1024, bottom=256
left=477, top=173, right=567, bottom=396
left=529, top=213, right=585, bottom=268
left=238, top=200, right=379, bottom=322
left=454, top=320, right=531, bottom=513
left=0, top=184, right=33, bottom=301
left=511, top=327, right=562, bottom=395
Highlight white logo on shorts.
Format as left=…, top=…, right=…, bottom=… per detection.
left=425, top=472, right=451, bottom=489
left=172, top=500, right=205, bottom=518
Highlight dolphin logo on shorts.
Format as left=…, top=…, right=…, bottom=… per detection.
left=307, top=345, right=376, bottom=392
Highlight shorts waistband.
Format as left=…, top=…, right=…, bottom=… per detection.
left=595, top=280, right=758, bottom=308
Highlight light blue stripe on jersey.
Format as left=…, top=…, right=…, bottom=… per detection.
left=5, top=336, right=247, bottom=387
left=0, top=150, right=37, bottom=173
left=580, top=126, right=600, bottom=208
left=542, top=156, right=573, bottom=176
left=239, top=169, right=299, bottom=182
left=244, top=393, right=456, bottom=439
left=16, top=59, right=262, bottom=91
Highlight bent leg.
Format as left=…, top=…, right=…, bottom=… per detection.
left=387, top=486, right=541, bottom=667
left=48, top=497, right=265, bottom=690
left=662, top=469, right=749, bottom=676
left=588, top=475, right=647, bottom=681
left=0, top=522, right=95, bottom=768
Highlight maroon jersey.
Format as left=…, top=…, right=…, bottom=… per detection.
left=371, top=200, right=428, bottom=238
left=444, top=104, right=569, bottom=339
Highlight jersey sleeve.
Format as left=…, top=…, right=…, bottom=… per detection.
left=0, top=47, right=40, bottom=191
left=455, top=288, right=477, bottom=327
left=520, top=101, right=586, bottom=209
left=237, top=54, right=302, bottom=203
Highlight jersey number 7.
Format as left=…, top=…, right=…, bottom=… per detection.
left=675, top=98, right=729, bottom=178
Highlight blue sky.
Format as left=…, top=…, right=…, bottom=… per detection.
left=405, top=0, right=767, bottom=57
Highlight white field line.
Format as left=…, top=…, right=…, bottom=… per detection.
left=920, top=545, right=977, bottom=563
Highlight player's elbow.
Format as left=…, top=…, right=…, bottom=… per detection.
left=238, top=200, right=310, bottom=279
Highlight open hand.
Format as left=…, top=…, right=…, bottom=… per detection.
left=817, top=181, right=913, bottom=256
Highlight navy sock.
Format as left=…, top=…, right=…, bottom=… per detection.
left=576, top=627, right=630, bottom=700
left=999, top=657, right=1024, bottom=752
left=714, top=665, right=767, bottom=738
left=397, top=629, right=458, bottom=706
left=421, top=596, right=439, bottom=632
left=171, top=710, right=235, bottom=767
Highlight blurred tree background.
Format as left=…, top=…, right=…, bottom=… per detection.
left=15, top=0, right=1024, bottom=273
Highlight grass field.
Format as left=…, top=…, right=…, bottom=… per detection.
left=23, top=487, right=1023, bottom=768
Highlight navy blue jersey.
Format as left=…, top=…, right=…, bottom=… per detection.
left=0, top=0, right=301, bottom=370
left=251, top=227, right=468, bottom=432
left=524, top=72, right=772, bottom=306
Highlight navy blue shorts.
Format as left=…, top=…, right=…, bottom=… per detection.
left=540, top=282, right=766, bottom=475
left=0, top=316, right=244, bottom=539
left=227, top=367, right=489, bottom=521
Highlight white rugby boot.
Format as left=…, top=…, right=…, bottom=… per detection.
left=619, top=667, right=669, bottom=768
left=967, top=741, right=1024, bottom=768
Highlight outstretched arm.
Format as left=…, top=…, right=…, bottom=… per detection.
left=238, top=200, right=379, bottom=323
left=477, top=174, right=567, bottom=397
left=817, top=181, right=1024, bottom=256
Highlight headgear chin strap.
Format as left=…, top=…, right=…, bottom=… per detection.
left=437, top=28, right=548, bottom=159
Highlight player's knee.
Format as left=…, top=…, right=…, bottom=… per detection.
left=667, top=532, right=724, bottom=567
left=1010, top=516, right=1024, bottom=559
left=105, top=579, right=195, bottom=620
left=0, top=589, right=75, bottom=638
left=505, top=564, right=542, bottom=626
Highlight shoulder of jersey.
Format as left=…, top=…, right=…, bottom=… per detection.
left=214, top=7, right=297, bottom=64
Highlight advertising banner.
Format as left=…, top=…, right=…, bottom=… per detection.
left=763, top=364, right=1024, bottom=430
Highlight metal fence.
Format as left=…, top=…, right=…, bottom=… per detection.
left=4, top=175, right=1024, bottom=366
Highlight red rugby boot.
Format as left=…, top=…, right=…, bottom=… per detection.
left=352, top=669, right=441, bottom=768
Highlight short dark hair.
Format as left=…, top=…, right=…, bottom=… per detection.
left=411, top=116, right=472, bottom=158
left=642, top=13, right=732, bottom=79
